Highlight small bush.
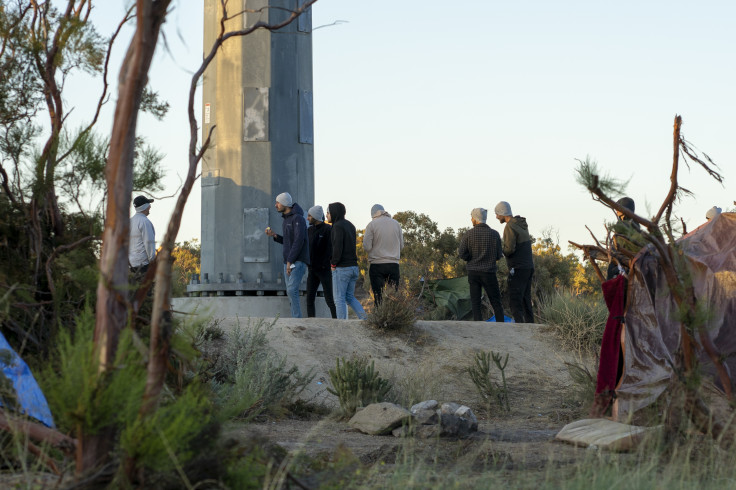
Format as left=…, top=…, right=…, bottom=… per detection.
left=201, top=318, right=315, bottom=420
left=467, top=351, right=510, bottom=411
left=364, top=286, right=417, bottom=332
left=327, top=357, right=392, bottom=417
left=538, top=289, right=607, bottom=357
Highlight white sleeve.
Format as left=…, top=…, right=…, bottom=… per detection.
left=143, top=220, right=156, bottom=262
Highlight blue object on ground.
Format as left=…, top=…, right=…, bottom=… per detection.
left=0, top=332, right=55, bottom=427
left=487, top=315, right=515, bottom=323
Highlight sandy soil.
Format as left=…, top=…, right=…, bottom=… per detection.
left=216, top=317, right=593, bottom=475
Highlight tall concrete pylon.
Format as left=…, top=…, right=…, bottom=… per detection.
left=189, top=0, right=315, bottom=298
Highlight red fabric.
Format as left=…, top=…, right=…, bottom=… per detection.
left=590, top=273, right=626, bottom=417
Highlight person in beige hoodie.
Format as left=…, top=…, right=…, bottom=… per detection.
left=363, top=204, right=404, bottom=305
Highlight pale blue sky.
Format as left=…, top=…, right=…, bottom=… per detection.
left=80, top=1, right=735, bottom=251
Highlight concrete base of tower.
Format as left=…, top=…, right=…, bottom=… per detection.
left=171, top=295, right=332, bottom=319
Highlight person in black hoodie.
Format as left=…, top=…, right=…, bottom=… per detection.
left=265, top=192, right=310, bottom=318
left=306, top=205, right=337, bottom=318
left=327, top=202, right=367, bottom=320
left=495, top=201, right=535, bottom=323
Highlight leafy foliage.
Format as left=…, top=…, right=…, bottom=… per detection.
left=327, top=357, right=392, bottom=417
left=171, top=239, right=201, bottom=297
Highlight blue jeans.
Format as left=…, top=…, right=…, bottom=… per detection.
left=284, top=261, right=307, bottom=318
left=332, top=266, right=366, bottom=320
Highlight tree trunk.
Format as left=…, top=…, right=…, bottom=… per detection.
left=85, top=0, right=172, bottom=476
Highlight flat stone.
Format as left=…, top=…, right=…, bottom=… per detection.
left=556, top=418, right=661, bottom=451
left=348, top=402, right=412, bottom=435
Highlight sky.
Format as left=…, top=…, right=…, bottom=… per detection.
left=79, top=1, right=736, bottom=253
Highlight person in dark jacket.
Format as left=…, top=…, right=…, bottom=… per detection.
left=607, top=196, right=642, bottom=280
left=265, top=192, right=309, bottom=318
left=306, top=205, right=337, bottom=318
left=327, top=202, right=366, bottom=320
left=458, top=208, right=505, bottom=322
left=495, top=201, right=535, bottom=323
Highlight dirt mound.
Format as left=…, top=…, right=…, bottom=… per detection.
left=214, top=317, right=579, bottom=409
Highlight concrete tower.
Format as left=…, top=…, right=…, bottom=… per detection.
left=188, top=0, right=314, bottom=299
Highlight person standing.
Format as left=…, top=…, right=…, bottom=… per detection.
left=607, top=196, right=641, bottom=280
left=129, top=195, right=156, bottom=284
left=458, top=208, right=505, bottom=322
left=306, top=205, right=337, bottom=318
left=363, top=204, right=404, bottom=306
left=327, top=202, right=367, bottom=320
left=494, top=201, right=535, bottom=323
left=265, top=192, right=310, bottom=318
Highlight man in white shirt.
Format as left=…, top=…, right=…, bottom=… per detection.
left=129, top=195, right=156, bottom=281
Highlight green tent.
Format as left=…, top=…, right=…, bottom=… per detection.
left=422, top=276, right=473, bottom=320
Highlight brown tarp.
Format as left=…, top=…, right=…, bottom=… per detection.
left=616, top=212, right=736, bottom=418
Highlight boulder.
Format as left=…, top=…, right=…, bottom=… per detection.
left=440, top=402, right=461, bottom=415
left=455, top=405, right=478, bottom=431
left=413, top=408, right=439, bottom=425
left=410, top=400, right=438, bottom=413
left=348, top=403, right=412, bottom=435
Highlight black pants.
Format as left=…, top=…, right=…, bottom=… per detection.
left=468, top=271, right=504, bottom=322
left=306, top=267, right=337, bottom=318
left=368, top=263, right=400, bottom=305
left=508, top=267, right=534, bottom=323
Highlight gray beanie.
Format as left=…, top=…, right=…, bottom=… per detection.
left=706, top=206, right=722, bottom=220
left=371, top=204, right=385, bottom=218
left=494, top=201, right=512, bottom=217
left=276, top=192, right=293, bottom=207
left=308, top=205, right=324, bottom=221
left=471, top=208, right=487, bottom=223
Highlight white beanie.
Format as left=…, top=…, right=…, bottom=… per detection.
left=494, top=201, right=512, bottom=217
left=276, top=192, right=293, bottom=207
left=308, top=205, right=324, bottom=221
left=706, top=206, right=722, bottom=220
left=471, top=208, right=487, bottom=223
left=371, top=204, right=385, bottom=218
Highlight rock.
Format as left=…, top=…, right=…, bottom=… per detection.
left=413, top=408, right=439, bottom=425
left=455, top=405, right=478, bottom=431
left=440, top=402, right=461, bottom=415
left=348, top=402, right=412, bottom=435
left=410, top=400, right=438, bottom=413
left=415, top=424, right=441, bottom=439
left=392, top=425, right=413, bottom=438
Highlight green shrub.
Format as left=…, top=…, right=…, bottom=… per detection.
left=327, top=357, right=392, bottom=417
left=203, top=318, right=315, bottom=419
left=538, top=289, right=607, bottom=357
left=467, top=351, right=510, bottom=411
left=364, top=286, right=417, bottom=332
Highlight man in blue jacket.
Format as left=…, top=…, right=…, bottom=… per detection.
left=265, top=192, right=310, bottom=317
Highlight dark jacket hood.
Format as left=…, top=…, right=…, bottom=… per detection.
left=328, top=202, right=346, bottom=223
left=282, top=202, right=305, bottom=219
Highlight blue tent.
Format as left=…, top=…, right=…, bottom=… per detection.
left=0, top=332, right=55, bottom=427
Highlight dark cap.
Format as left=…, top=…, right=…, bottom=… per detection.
left=133, top=195, right=154, bottom=208
left=616, top=197, right=635, bottom=213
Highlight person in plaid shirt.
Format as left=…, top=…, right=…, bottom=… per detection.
left=458, top=208, right=505, bottom=322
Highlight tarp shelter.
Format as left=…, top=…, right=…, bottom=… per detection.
left=600, top=212, right=736, bottom=419
left=0, top=332, right=55, bottom=427
left=422, top=277, right=473, bottom=320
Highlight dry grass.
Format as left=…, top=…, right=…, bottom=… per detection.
left=538, top=289, right=607, bottom=358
